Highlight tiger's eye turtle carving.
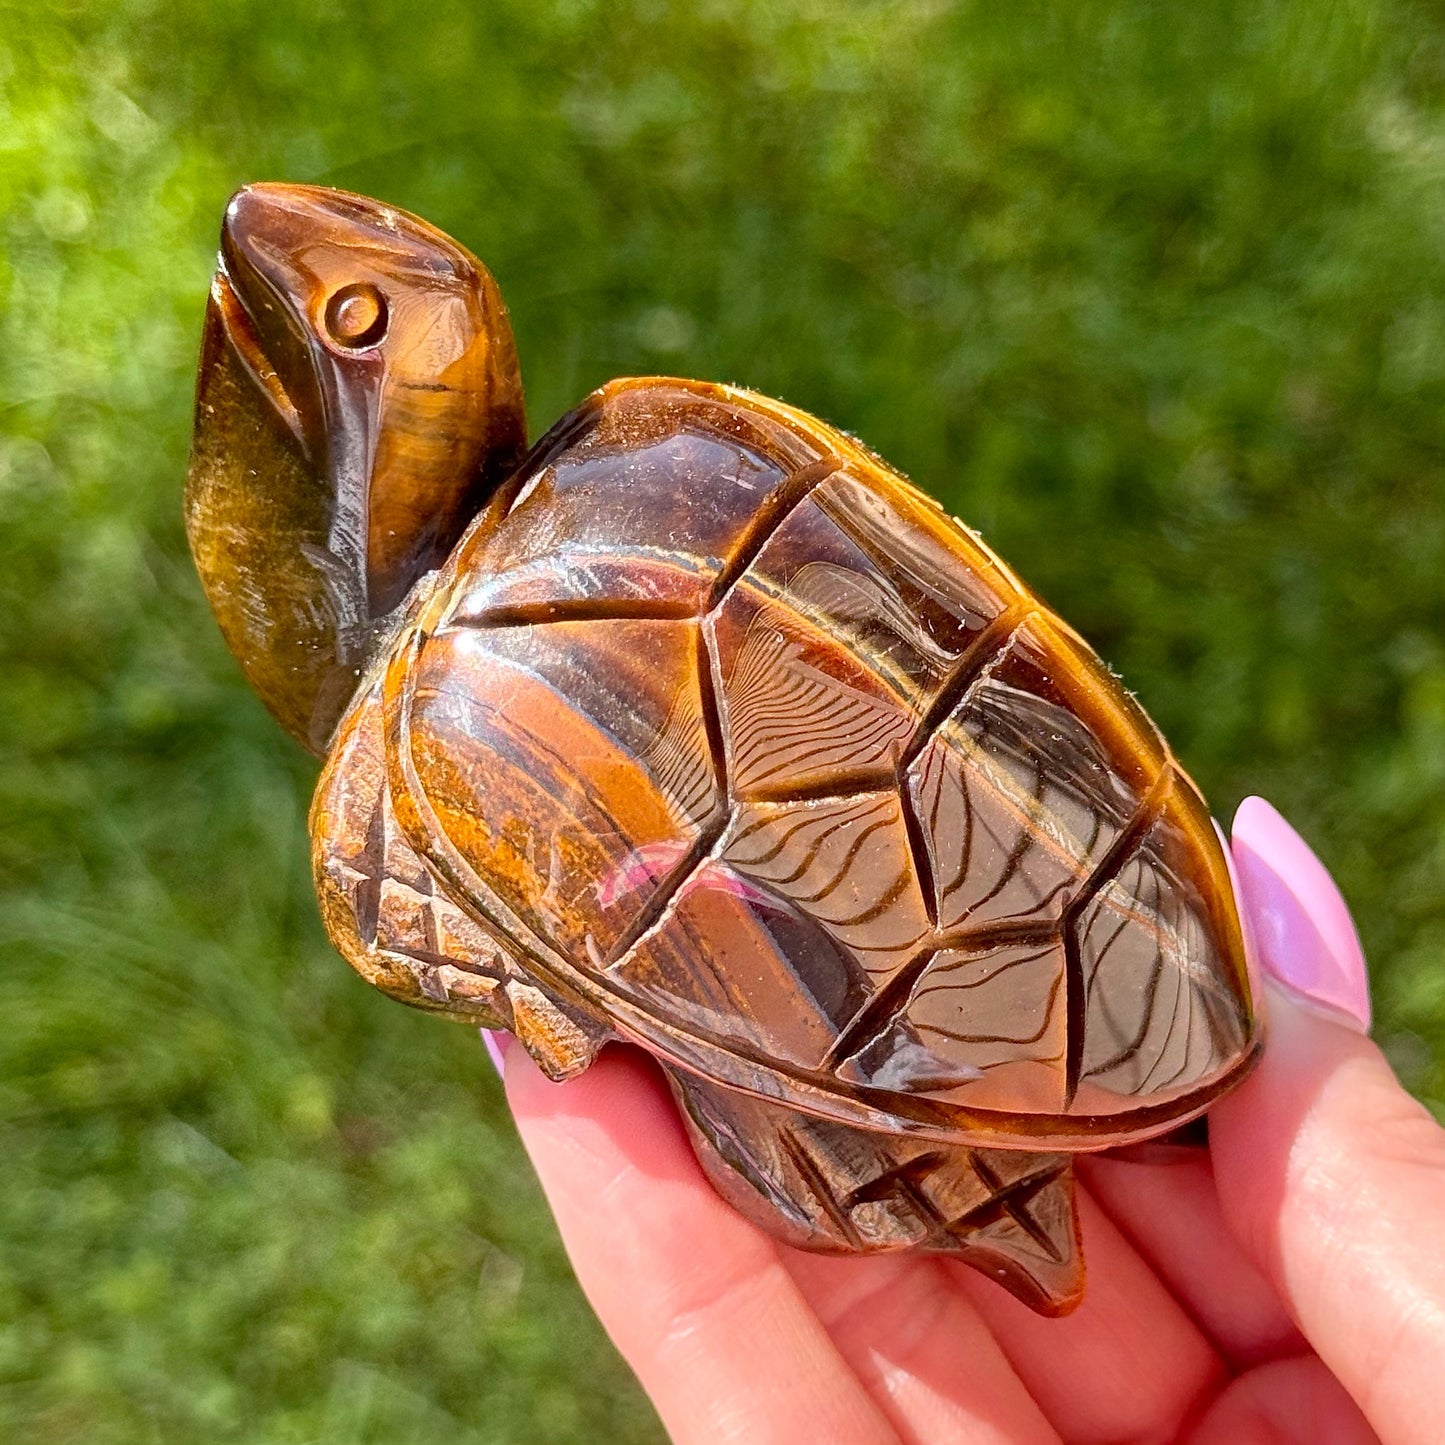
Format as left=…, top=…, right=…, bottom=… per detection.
left=186, top=183, right=1260, bottom=1316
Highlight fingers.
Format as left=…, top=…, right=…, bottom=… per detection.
left=1210, top=799, right=1445, bottom=1445
left=781, top=1249, right=1061, bottom=1445
left=508, top=1034, right=1225, bottom=1445
left=952, top=1187, right=1226, bottom=1444
left=1076, top=1153, right=1303, bottom=1365
left=1185, top=1356, right=1380, bottom=1445
left=1211, top=987, right=1445, bottom=1445
left=504, top=1043, right=900, bottom=1445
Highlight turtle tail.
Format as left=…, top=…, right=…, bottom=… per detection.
left=666, top=1068, right=1085, bottom=1316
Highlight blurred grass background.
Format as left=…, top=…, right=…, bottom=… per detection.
left=3, top=1, right=1444, bottom=1439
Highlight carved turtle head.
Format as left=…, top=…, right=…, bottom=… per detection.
left=185, top=183, right=526, bottom=753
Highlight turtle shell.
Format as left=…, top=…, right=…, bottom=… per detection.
left=317, top=376, right=1257, bottom=1154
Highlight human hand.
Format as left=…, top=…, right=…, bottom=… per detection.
left=491, top=798, right=1445, bottom=1444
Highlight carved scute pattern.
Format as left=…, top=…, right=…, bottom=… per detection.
left=308, top=375, right=1257, bottom=1316
left=387, top=378, right=1252, bottom=1131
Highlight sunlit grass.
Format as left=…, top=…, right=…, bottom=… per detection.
left=3, top=2, right=1444, bottom=1439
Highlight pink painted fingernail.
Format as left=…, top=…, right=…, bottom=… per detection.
left=481, top=1028, right=511, bottom=1077
left=1230, top=796, right=1371, bottom=1032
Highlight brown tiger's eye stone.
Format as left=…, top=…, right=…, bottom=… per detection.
left=327, top=378, right=1255, bottom=1314
left=189, top=187, right=1260, bottom=1319
left=324, top=282, right=387, bottom=348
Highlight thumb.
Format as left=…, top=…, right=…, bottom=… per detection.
left=1211, top=797, right=1445, bottom=1445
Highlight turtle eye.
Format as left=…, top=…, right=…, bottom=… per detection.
left=324, top=282, right=388, bottom=348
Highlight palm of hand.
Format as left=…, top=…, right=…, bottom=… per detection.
left=507, top=1036, right=1367, bottom=1445
left=500, top=806, right=1444, bottom=1445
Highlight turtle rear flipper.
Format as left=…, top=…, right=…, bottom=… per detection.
left=667, top=1068, right=1085, bottom=1316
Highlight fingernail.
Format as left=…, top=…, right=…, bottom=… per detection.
left=1230, top=796, right=1371, bottom=1032
left=481, top=1028, right=511, bottom=1077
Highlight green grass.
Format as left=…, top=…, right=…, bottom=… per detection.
left=3, top=1, right=1445, bottom=1439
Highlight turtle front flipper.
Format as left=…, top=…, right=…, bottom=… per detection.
left=311, top=671, right=612, bottom=1080
left=312, top=672, right=514, bottom=1024
left=667, top=1068, right=1084, bottom=1316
